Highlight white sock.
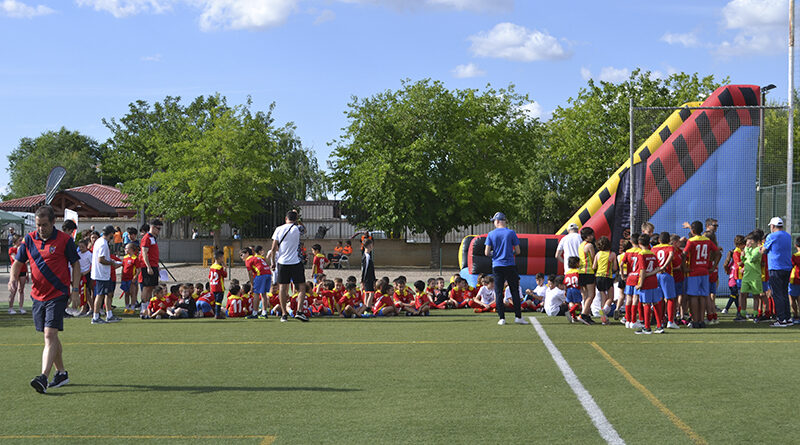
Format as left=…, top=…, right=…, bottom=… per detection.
left=106, top=310, right=113, bottom=319
left=92, top=313, right=100, bottom=320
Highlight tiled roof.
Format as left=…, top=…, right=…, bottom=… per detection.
left=0, top=184, right=130, bottom=211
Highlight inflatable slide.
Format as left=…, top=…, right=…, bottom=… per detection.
left=460, top=85, right=761, bottom=291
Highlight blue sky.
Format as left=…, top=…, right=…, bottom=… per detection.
left=0, top=0, right=794, bottom=194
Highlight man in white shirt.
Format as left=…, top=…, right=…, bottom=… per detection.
left=267, top=210, right=309, bottom=323
left=556, top=223, right=582, bottom=266
left=90, top=225, right=121, bottom=324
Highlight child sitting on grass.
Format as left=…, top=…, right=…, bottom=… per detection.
left=168, top=283, right=197, bottom=319
left=339, top=282, right=367, bottom=318
left=196, top=282, right=215, bottom=318
left=372, top=280, right=399, bottom=316
left=145, top=285, right=168, bottom=319
left=413, top=280, right=432, bottom=316
left=470, top=276, right=496, bottom=313
left=226, top=284, right=247, bottom=318
left=544, top=275, right=568, bottom=316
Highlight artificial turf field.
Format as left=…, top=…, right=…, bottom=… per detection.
left=1, top=303, right=799, bottom=444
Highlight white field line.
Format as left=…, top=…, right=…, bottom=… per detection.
left=529, top=316, right=625, bottom=445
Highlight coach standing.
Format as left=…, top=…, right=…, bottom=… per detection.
left=555, top=223, right=581, bottom=266
left=485, top=212, right=529, bottom=326
left=761, top=217, right=793, bottom=326
left=139, top=219, right=162, bottom=317
left=267, top=210, right=309, bottom=323
left=8, top=206, right=81, bottom=394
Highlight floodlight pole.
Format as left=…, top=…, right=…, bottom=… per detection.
left=629, top=98, right=635, bottom=233
left=788, top=0, right=795, bottom=234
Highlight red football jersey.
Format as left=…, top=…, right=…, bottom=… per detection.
left=414, top=293, right=432, bottom=309
left=245, top=255, right=270, bottom=277
left=671, top=246, right=684, bottom=282
left=140, top=232, right=159, bottom=268
left=121, top=254, right=138, bottom=281
left=226, top=296, right=247, bottom=317
left=624, top=248, right=641, bottom=286
left=446, top=288, right=465, bottom=303
left=209, top=264, right=227, bottom=293
left=372, top=293, right=394, bottom=313
left=17, top=230, right=80, bottom=302
left=198, top=291, right=214, bottom=305
left=635, top=250, right=659, bottom=290
left=683, top=236, right=719, bottom=277
left=564, top=269, right=579, bottom=289
left=148, top=296, right=168, bottom=313
left=164, top=293, right=179, bottom=307
left=652, top=244, right=673, bottom=275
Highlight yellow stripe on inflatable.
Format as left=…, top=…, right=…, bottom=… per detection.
left=555, top=102, right=701, bottom=235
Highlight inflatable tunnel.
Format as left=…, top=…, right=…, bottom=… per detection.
left=460, top=85, right=761, bottom=292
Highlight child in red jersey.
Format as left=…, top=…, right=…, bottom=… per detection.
left=393, top=277, right=418, bottom=313
left=669, top=235, right=688, bottom=324
left=7, top=235, right=27, bottom=314
left=634, top=234, right=665, bottom=334
left=413, top=280, right=432, bottom=315
left=267, top=283, right=282, bottom=316
left=469, top=276, right=497, bottom=313
left=165, top=284, right=180, bottom=309
left=564, top=257, right=582, bottom=323
left=196, top=283, right=215, bottom=318
left=225, top=284, right=247, bottom=318
left=339, top=282, right=366, bottom=318
left=652, top=232, right=678, bottom=329
left=372, top=280, right=399, bottom=316
left=311, top=244, right=327, bottom=282
left=683, top=221, right=719, bottom=328
left=209, top=250, right=227, bottom=319
left=241, top=283, right=254, bottom=315
left=120, top=243, right=139, bottom=314
left=146, top=285, right=168, bottom=319
left=313, top=280, right=335, bottom=316
left=621, top=233, right=643, bottom=329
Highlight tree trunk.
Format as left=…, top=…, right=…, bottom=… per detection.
left=213, top=229, right=221, bottom=252
left=429, top=232, right=442, bottom=269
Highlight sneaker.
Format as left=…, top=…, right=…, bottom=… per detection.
left=514, top=317, right=530, bottom=325
left=625, top=321, right=631, bottom=329
left=600, top=313, right=608, bottom=325
left=734, top=314, right=747, bottom=322
left=105, top=316, right=122, bottom=323
left=140, top=314, right=150, bottom=319
left=793, top=318, right=800, bottom=325
left=30, top=374, right=47, bottom=394
left=578, top=315, right=591, bottom=326
left=294, top=313, right=309, bottom=322
left=635, top=328, right=652, bottom=335
left=721, top=308, right=728, bottom=314
left=583, top=314, right=596, bottom=325
left=666, top=321, right=680, bottom=329
left=91, top=317, right=107, bottom=324
left=154, top=315, right=163, bottom=319
left=246, top=314, right=258, bottom=319
left=258, top=314, right=268, bottom=319
left=215, top=314, right=226, bottom=319
left=613, top=309, right=621, bottom=320
left=77, top=311, right=90, bottom=318
left=565, top=313, right=573, bottom=323
left=280, top=315, right=288, bottom=323
left=630, top=321, right=644, bottom=330
left=497, top=319, right=506, bottom=325
left=698, top=321, right=706, bottom=328
left=653, top=327, right=665, bottom=334
left=18, top=308, right=26, bottom=314
left=49, top=371, right=69, bottom=389
left=770, top=320, right=791, bottom=327
left=709, top=318, right=719, bottom=325
left=8, top=308, right=16, bottom=315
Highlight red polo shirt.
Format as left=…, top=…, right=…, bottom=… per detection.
left=140, top=232, right=159, bottom=268
left=16, top=229, right=79, bottom=302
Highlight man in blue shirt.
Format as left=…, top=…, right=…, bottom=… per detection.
left=484, top=212, right=529, bottom=326
left=761, top=217, right=793, bottom=326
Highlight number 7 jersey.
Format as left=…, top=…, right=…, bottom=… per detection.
left=683, top=235, right=719, bottom=277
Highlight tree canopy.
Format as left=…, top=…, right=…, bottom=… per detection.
left=329, top=78, right=544, bottom=266
left=4, top=127, right=110, bottom=200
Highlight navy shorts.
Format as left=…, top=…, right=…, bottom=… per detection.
left=94, top=279, right=115, bottom=296
left=253, top=274, right=271, bottom=294
left=32, top=295, right=68, bottom=332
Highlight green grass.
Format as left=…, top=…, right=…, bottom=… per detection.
left=1, top=302, right=799, bottom=444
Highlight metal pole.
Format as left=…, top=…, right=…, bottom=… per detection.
left=788, top=0, right=795, bottom=234
left=629, top=98, right=635, bottom=232
left=758, top=91, right=765, bottom=228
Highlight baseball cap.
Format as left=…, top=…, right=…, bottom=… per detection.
left=568, top=223, right=579, bottom=231
left=102, top=225, right=116, bottom=236
left=769, top=217, right=784, bottom=227
left=490, top=212, right=507, bottom=222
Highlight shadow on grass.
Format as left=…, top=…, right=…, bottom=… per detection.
left=0, top=314, right=32, bottom=328
left=55, top=383, right=361, bottom=395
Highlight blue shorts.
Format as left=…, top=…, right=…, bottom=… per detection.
left=709, top=281, right=717, bottom=295
left=674, top=279, right=685, bottom=296
left=790, top=284, right=800, bottom=297
left=685, top=275, right=709, bottom=296
left=763, top=281, right=770, bottom=292
left=120, top=280, right=132, bottom=293
left=657, top=273, right=676, bottom=300
left=32, top=295, right=68, bottom=332
left=639, top=287, right=662, bottom=304
left=253, top=274, right=271, bottom=294
left=624, top=284, right=637, bottom=296
left=94, top=279, right=115, bottom=296
left=566, top=288, right=582, bottom=304
left=736, top=279, right=742, bottom=288
left=196, top=300, right=212, bottom=313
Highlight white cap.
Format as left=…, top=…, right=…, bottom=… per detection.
left=769, top=216, right=784, bottom=227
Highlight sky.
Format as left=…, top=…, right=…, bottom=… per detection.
left=0, top=0, right=795, bottom=195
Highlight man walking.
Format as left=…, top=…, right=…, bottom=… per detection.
left=8, top=206, right=81, bottom=394
left=761, top=217, right=793, bottom=326
left=267, top=210, right=309, bottom=322
left=484, top=212, right=528, bottom=326
left=90, top=225, right=122, bottom=324
left=556, top=223, right=581, bottom=266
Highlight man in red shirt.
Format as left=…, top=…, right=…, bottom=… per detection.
left=139, top=219, right=163, bottom=317
left=683, top=221, right=719, bottom=328
left=8, top=206, right=81, bottom=394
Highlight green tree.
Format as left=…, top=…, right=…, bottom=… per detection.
left=330, top=78, right=544, bottom=267
left=538, top=69, right=728, bottom=225
left=4, top=127, right=109, bottom=199
left=103, top=94, right=325, bottom=246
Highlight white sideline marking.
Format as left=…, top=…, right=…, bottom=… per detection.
left=529, top=317, right=625, bottom=445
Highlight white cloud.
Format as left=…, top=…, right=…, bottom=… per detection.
left=75, top=0, right=171, bottom=18
left=1, top=0, right=54, bottom=18
left=313, top=8, right=334, bottom=24
left=661, top=31, right=699, bottom=47
left=340, top=0, right=511, bottom=13
left=469, top=22, right=571, bottom=62
left=452, top=63, right=485, bottom=78
left=580, top=67, right=591, bottom=80
left=197, top=0, right=297, bottom=31
left=597, top=66, right=630, bottom=83
left=141, top=53, right=162, bottom=62
left=520, top=102, right=543, bottom=120
left=716, top=0, right=787, bottom=56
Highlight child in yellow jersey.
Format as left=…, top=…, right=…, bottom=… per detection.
left=789, top=237, right=800, bottom=322
left=577, top=227, right=597, bottom=324
left=592, top=236, right=617, bottom=325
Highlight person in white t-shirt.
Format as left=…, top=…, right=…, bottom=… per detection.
left=470, top=276, right=496, bottom=313
left=556, top=223, right=582, bottom=266
left=266, top=210, right=309, bottom=323
left=544, top=275, right=568, bottom=317
left=90, top=225, right=122, bottom=324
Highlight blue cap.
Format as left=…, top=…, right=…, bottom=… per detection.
left=490, top=212, right=506, bottom=222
